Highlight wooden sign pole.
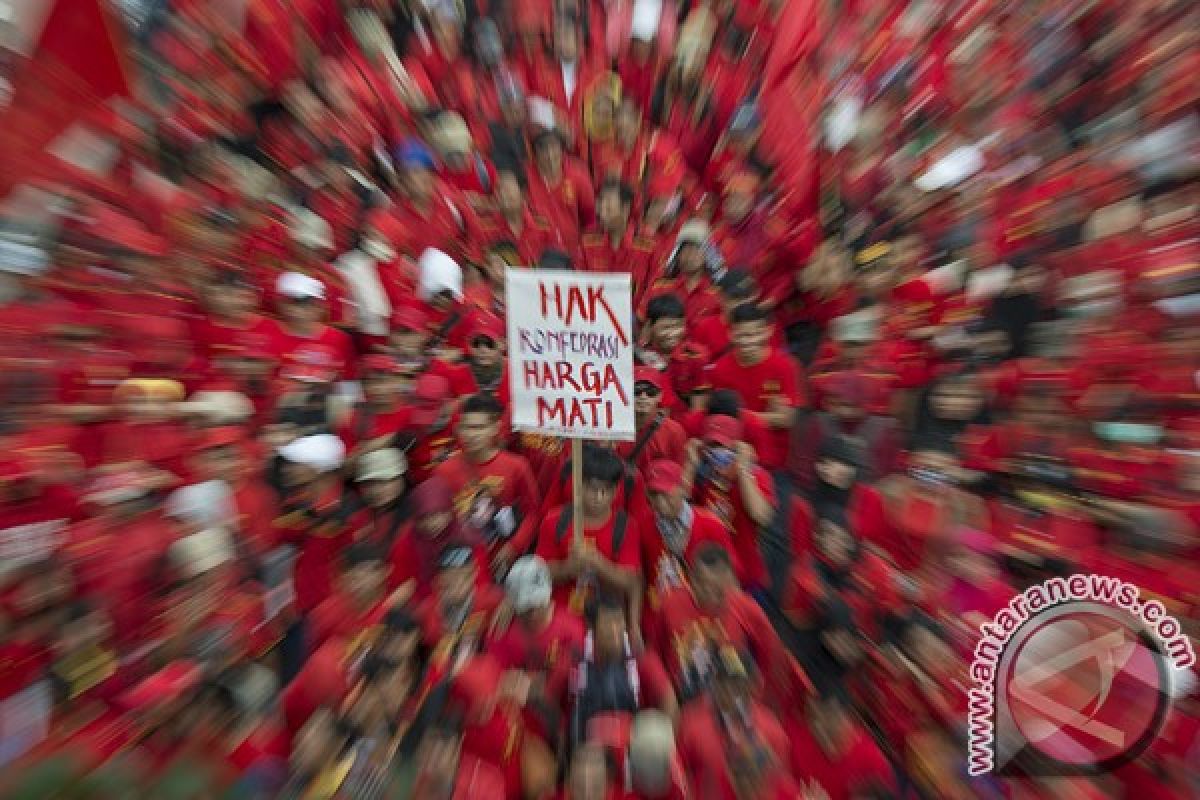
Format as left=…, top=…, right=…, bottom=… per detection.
left=570, top=438, right=584, bottom=544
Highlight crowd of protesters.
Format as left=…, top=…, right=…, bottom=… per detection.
left=0, top=0, right=1198, bottom=796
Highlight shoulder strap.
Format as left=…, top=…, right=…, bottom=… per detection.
left=628, top=414, right=664, bottom=465
left=555, top=505, right=573, bottom=543
left=623, top=413, right=665, bottom=501
left=612, top=511, right=628, bottom=554
left=429, top=309, right=462, bottom=349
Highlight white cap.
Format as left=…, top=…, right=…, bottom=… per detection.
left=631, top=0, right=662, bottom=42
left=278, top=433, right=346, bottom=473
left=914, top=144, right=984, bottom=192
left=628, top=711, right=676, bottom=795
left=165, top=480, right=235, bottom=529
left=675, top=218, right=710, bottom=247
left=276, top=271, right=326, bottom=300
left=356, top=448, right=408, bottom=482
left=505, top=555, right=552, bottom=613
left=0, top=237, right=49, bottom=276
left=177, top=390, right=254, bottom=424
left=289, top=208, right=334, bottom=251
left=418, top=247, right=463, bottom=301
left=169, top=527, right=236, bottom=578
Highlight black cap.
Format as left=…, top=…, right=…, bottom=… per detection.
left=538, top=248, right=573, bottom=271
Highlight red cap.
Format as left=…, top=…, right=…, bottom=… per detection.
left=703, top=415, right=743, bottom=447
left=121, top=661, right=201, bottom=712
left=362, top=354, right=402, bottom=374
left=195, top=426, right=243, bottom=450
left=410, top=374, right=451, bottom=427
left=391, top=304, right=428, bottom=332
left=469, top=313, right=505, bottom=341
left=634, top=366, right=667, bottom=391
left=645, top=459, right=683, bottom=494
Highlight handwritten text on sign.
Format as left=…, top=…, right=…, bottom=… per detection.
left=506, top=269, right=635, bottom=440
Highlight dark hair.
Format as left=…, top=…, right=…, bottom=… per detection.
left=462, top=392, right=503, bottom=418
left=599, top=178, right=635, bottom=208
left=729, top=302, right=768, bottom=326
left=717, top=269, right=757, bottom=301
left=538, top=248, right=573, bottom=271
left=357, top=652, right=398, bottom=684
left=384, top=606, right=419, bottom=633
left=344, top=539, right=386, bottom=568
left=692, top=542, right=733, bottom=569
left=645, top=293, right=686, bottom=323
left=707, top=389, right=742, bottom=417
left=586, top=594, right=627, bottom=627
left=581, top=444, right=625, bottom=486
left=495, top=167, right=527, bottom=189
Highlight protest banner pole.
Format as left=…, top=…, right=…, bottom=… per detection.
left=571, top=437, right=584, bottom=544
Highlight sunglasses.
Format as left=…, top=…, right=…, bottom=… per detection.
left=634, top=383, right=661, bottom=397
left=471, top=336, right=498, bottom=349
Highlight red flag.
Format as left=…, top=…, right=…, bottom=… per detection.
left=761, top=0, right=823, bottom=93
left=0, top=0, right=133, bottom=196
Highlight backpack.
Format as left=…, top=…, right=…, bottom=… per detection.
left=555, top=505, right=628, bottom=554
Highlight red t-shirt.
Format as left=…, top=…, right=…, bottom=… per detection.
left=335, top=406, right=412, bottom=452
left=274, top=323, right=355, bottom=381
left=192, top=314, right=283, bottom=365
left=706, top=348, right=805, bottom=470
left=787, top=719, right=896, bottom=800
left=655, top=588, right=791, bottom=701
left=677, top=697, right=792, bottom=800
left=690, top=464, right=776, bottom=590
left=636, top=506, right=734, bottom=613
left=432, top=450, right=543, bottom=554
left=387, top=528, right=491, bottom=603
left=614, top=415, right=688, bottom=473
left=486, top=606, right=586, bottom=676
left=535, top=506, right=642, bottom=612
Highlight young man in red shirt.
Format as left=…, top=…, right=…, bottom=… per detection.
left=683, top=415, right=776, bottom=597
left=581, top=178, right=657, bottom=300
left=272, top=272, right=354, bottom=383
left=536, top=445, right=643, bottom=631
left=705, top=301, right=805, bottom=600
left=676, top=647, right=796, bottom=800
left=639, top=459, right=733, bottom=627
left=656, top=545, right=796, bottom=709
left=488, top=555, right=586, bottom=680
left=705, top=302, right=804, bottom=474
left=434, top=392, right=541, bottom=577
left=615, top=367, right=688, bottom=471
left=526, top=127, right=596, bottom=258
left=787, top=691, right=897, bottom=800
left=636, top=294, right=711, bottom=412
left=641, top=218, right=723, bottom=328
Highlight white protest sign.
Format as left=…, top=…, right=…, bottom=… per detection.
left=506, top=268, right=635, bottom=441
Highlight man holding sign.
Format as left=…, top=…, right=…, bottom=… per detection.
left=507, top=268, right=643, bottom=634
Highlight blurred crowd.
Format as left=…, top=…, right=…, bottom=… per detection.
left=0, top=0, right=1198, bottom=797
